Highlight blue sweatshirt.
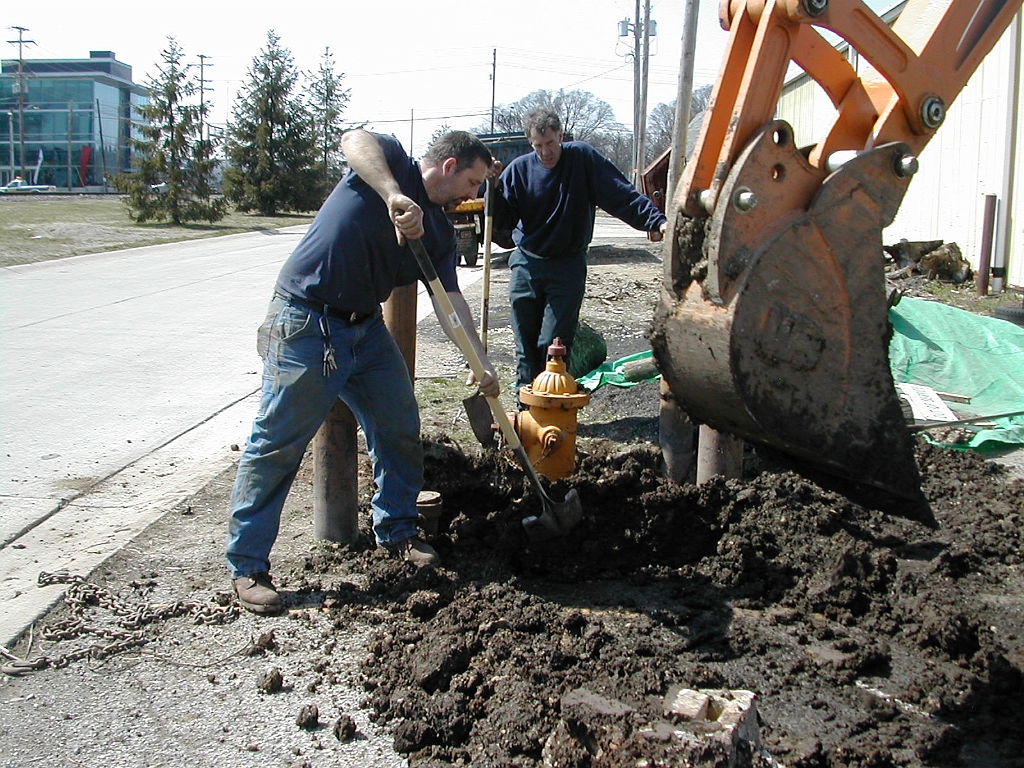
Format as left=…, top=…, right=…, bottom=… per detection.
left=276, top=133, right=458, bottom=313
left=495, top=140, right=666, bottom=259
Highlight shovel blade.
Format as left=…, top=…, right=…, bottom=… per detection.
left=463, top=393, right=497, bottom=449
left=521, top=488, right=583, bottom=542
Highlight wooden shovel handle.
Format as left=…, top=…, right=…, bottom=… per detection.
left=407, top=237, right=523, bottom=451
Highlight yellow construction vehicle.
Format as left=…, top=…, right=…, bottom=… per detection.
left=648, top=0, right=1022, bottom=502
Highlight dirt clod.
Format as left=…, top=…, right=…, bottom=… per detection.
left=333, top=714, right=358, bottom=741
left=296, top=703, right=320, bottom=730
left=258, top=667, right=284, bottom=694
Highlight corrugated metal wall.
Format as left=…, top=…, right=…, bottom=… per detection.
left=776, top=12, right=1022, bottom=290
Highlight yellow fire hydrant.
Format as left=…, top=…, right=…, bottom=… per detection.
left=513, top=338, right=590, bottom=480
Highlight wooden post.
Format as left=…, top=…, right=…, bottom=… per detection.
left=312, top=401, right=360, bottom=543
left=696, top=425, right=744, bottom=484
left=659, top=379, right=694, bottom=483
left=384, top=283, right=418, bottom=376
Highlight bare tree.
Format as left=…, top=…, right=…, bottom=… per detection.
left=645, top=84, right=715, bottom=163
left=646, top=101, right=677, bottom=162
left=478, top=89, right=619, bottom=142
left=589, top=127, right=634, bottom=176
left=555, top=89, right=617, bottom=142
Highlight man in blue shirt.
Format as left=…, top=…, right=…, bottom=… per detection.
left=227, top=129, right=499, bottom=614
left=493, top=108, right=667, bottom=396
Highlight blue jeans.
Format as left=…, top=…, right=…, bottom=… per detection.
left=508, top=248, right=588, bottom=390
left=225, top=295, right=423, bottom=578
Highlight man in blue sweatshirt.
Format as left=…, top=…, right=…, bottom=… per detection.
left=492, top=108, right=668, bottom=396
left=226, top=130, right=500, bottom=614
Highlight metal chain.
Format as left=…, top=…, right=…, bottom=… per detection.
left=2, top=574, right=239, bottom=676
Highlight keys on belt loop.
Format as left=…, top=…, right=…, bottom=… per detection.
left=319, top=313, right=337, bottom=377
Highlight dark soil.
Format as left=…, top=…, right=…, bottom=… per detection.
left=284, top=435, right=1024, bottom=768
left=3, top=237, right=1023, bottom=768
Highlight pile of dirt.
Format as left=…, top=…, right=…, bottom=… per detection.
left=271, top=435, right=1024, bottom=767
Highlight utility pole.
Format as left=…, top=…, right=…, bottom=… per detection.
left=617, top=7, right=656, bottom=189
left=490, top=48, right=496, bottom=133
left=667, top=0, right=701, bottom=202
left=6, top=26, right=36, bottom=176
left=637, top=0, right=652, bottom=185
left=6, top=112, right=14, bottom=183
left=632, top=0, right=641, bottom=185
left=198, top=54, right=212, bottom=143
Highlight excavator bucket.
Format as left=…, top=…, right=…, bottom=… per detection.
left=648, top=0, right=1022, bottom=504
left=651, top=126, right=922, bottom=500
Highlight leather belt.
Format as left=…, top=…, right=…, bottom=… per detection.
left=274, top=292, right=375, bottom=326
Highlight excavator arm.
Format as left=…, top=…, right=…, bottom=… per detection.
left=649, top=0, right=1022, bottom=501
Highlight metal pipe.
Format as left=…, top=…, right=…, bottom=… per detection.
left=977, top=193, right=997, bottom=297
left=666, top=0, right=700, bottom=203
left=659, top=0, right=700, bottom=484
left=659, top=379, right=694, bottom=483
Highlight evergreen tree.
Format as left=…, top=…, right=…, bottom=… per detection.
left=307, top=47, right=351, bottom=199
left=223, top=31, right=320, bottom=215
left=116, top=38, right=226, bottom=224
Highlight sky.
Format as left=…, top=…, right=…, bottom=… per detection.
left=2, top=0, right=731, bottom=156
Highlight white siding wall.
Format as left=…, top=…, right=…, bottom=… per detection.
left=776, top=16, right=1022, bottom=290
left=1010, top=15, right=1024, bottom=289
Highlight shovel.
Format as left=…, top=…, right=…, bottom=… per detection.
left=463, top=392, right=497, bottom=449
left=408, top=236, right=583, bottom=541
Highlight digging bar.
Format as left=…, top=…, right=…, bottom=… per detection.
left=408, top=236, right=582, bottom=540
left=461, top=178, right=498, bottom=449
left=907, top=409, right=1024, bottom=433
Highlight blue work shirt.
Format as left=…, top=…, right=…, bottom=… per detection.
left=276, top=133, right=459, bottom=313
left=496, top=140, right=666, bottom=259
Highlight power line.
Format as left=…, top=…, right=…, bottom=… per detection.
left=367, top=110, right=491, bottom=126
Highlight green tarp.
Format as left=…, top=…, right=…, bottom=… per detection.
left=577, top=296, right=1024, bottom=450
left=576, top=350, right=654, bottom=391
left=889, top=297, right=1024, bottom=451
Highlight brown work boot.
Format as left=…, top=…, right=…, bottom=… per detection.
left=386, top=536, right=439, bottom=566
left=232, top=572, right=283, bottom=615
